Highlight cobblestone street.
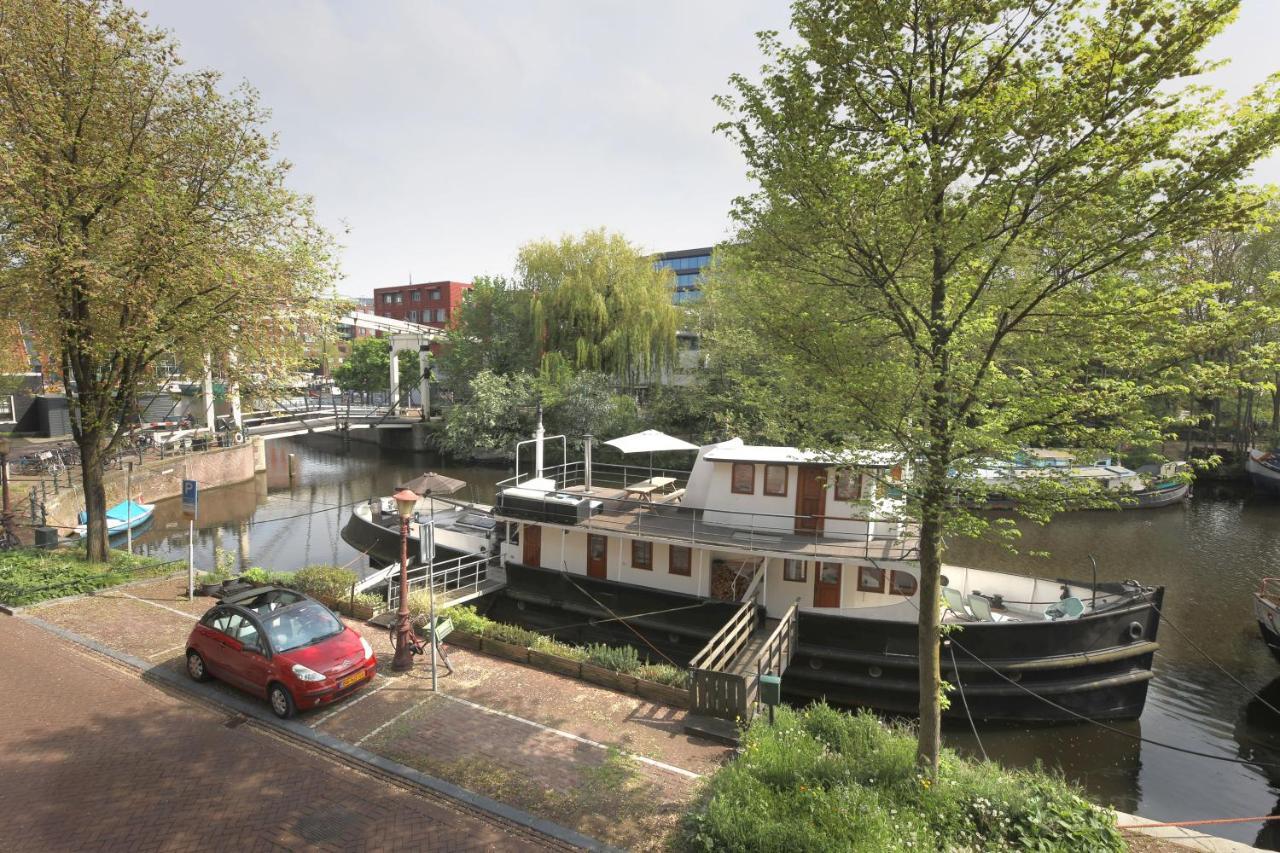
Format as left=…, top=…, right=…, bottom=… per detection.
left=0, top=615, right=558, bottom=852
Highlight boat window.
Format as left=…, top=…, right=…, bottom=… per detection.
left=731, top=463, right=755, bottom=495
left=669, top=546, right=691, bottom=577
left=820, top=563, right=841, bottom=584
left=783, top=559, right=807, bottom=582
left=857, top=565, right=885, bottom=593
left=632, top=540, right=653, bottom=570
left=889, top=570, right=918, bottom=596
left=835, top=469, right=862, bottom=501
left=763, top=464, right=788, bottom=496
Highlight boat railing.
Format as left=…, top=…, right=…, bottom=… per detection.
left=497, top=460, right=693, bottom=492
left=1261, top=578, right=1280, bottom=604
left=749, top=598, right=802, bottom=714
left=385, top=551, right=493, bottom=610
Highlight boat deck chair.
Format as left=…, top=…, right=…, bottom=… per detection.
left=967, top=593, right=1010, bottom=623
left=942, top=587, right=974, bottom=620
left=1044, top=596, right=1085, bottom=621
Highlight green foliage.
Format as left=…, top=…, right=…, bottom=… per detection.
left=0, top=548, right=168, bottom=605
left=583, top=642, right=641, bottom=674
left=438, top=370, right=538, bottom=458
left=437, top=275, right=537, bottom=394
left=681, top=704, right=1122, bottom=853
left=288, top=565, right=357, bottom=600
left=0, top=0, right=337, bottom=560
left=241, top=567, right=270, bottom=585
left=427, top=606, right=686, bottom=686
left=333, top=338, right=418, bottom=401
left=713, top=0, right=1280, bottom=770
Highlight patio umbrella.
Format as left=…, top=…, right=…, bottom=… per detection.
left=604, top=429, right=699, bottom=479
left=398, top=471, right=466, bottom=497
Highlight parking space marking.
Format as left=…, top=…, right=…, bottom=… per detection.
left=116, top=592, right=200, bottom=621
left=311, top=677, right=394, bottom=727
left=354, top=696, right=433, bottom=746
left=438, top=691, right=701, bottom=781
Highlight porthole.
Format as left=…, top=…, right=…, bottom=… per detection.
left=940, top=575, right=950, bottom=588
left=1128, top=621, right=1144, bottom=641
left=516, top=600, right=526, bottom=611
left=808, top=657, right=824, bottom=671
left=668, top=633, right=681, bottom=644
left=1008, top=671, right=1022, bottom=683
left=868, top=665, right=883, bottom=678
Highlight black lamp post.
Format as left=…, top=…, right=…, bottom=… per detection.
left=391, top=487, right=420, bottom=671
left=0, top=435, right=11, bottom=530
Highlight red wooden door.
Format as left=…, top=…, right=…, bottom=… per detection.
left=795, top=465, right=826, bottom=533
left=814, top=562, right=842, bottom=608
left=587, top=534, right=608, bottom=579
left=522, top=524, right=541, bottom=567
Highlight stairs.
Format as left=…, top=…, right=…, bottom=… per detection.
left=726, top=618, right=780, bottom=676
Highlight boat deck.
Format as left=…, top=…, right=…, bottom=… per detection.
left=558, top=485, right=918, bottom=562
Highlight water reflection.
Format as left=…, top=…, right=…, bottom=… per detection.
left=948, top=491, right=1280, bottom=847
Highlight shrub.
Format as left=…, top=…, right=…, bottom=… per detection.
left=0, top=548, right=167, bottom=606
left=680, top=703, right=1123, bottom=852
left=241, top=567, right=270, bottom=584
left=531, top=634, right=587, bottom=661
left=584, top=642, right=641, bottom=674
left=290, top=565, right=357, bottom=600
left=637, top=663, right=689, bottom=688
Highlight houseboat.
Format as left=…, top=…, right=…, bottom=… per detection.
left=978, top=450, right=1191, bottom=510
left=477, top=427, right=1164, bottom=724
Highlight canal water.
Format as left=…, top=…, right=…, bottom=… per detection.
left=129, top=436, right=1280, bottom=847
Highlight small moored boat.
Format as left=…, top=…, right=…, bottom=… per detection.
left=74, top=500, right=154, bottom=537
left=1255, top=579, right=1280, bottom=663
left=1247, top=449, right=1280, bottom=496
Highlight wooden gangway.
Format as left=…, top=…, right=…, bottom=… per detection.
left=687, top=567, right=801, bottom=723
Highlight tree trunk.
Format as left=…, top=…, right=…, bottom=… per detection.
left=78, top=439, right=109, bottom=562
left=915, top=477, right=946, bottom=776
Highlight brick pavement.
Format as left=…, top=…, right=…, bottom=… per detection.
left=0, top=616, right=558, bottom=852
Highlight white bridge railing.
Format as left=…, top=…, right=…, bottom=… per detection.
left=385, top=552, right=495, bottom=610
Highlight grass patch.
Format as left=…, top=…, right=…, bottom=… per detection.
left=0, top=547, right=171, bottom=606
left=681, top=703, right=1123, bottom=852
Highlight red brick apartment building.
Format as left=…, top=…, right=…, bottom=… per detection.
left=372, top=281, right=471, bottom=329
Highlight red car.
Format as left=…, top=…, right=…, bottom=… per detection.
left=186, top=586, right=377, bottom=718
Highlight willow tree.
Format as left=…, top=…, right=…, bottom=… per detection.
left=714, top=0, right=1280, bottom=773
left=520, top=229, right=677, bottom=385
left=0, top=0, right=336, bottom=560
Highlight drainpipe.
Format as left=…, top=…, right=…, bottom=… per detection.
left=534, top=403, right=545, bottom=481
left=583, top=434, right=593, bottom=493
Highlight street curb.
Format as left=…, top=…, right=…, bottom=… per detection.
left=17, top=613, right=616, bottom=852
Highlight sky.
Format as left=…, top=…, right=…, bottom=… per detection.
left=133, top=1, right=1280, bottom=298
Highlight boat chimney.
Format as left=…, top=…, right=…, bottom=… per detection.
left=534, top=403, right=545, bottom=481
left=583, top=434, right=593, bottom=493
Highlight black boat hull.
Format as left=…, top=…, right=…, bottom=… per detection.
left=340, top=506, right=468, bottom=569
left=1259, top=619, right=1280, bottom=664
left=491, top=562, right=1162, bottom=723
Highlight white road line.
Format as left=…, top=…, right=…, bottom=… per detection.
left=312, top=677, right=393, bottom=727
left=437, top=691, right=702, bottom=781
left=354, top=696, right=433, bottom=746
left=116, top=591, right=199, bottom=621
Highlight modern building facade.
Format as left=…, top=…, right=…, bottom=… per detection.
left=372, top=281, right=471, bottom=329
left=654, top=247, right=712, bottom=305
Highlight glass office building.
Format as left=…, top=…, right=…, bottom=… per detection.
left=654, top=247, right=713, bottom=304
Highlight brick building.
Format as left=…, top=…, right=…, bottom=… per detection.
left=372, top=281, right=471, bottom=329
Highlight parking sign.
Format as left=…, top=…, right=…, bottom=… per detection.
left=181, top=479, right=198, bottom=521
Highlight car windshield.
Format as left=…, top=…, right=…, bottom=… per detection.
left=263, top=601, right=343, bottom=653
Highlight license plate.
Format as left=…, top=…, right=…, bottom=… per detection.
left=339, top=671, right=365, bottom=689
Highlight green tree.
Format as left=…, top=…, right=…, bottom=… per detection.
left=333, top=338, right=419, bottom=404
left=437, top=275, right=536, bottom=396
left=438, top=370, right=538, bottom=459
left=0, top=0, right=336, bottom=560
left=715, top=0, right=1280, bottom=773
left=521, top=229, right=678, bottom=385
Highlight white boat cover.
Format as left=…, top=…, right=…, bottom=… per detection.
left=604, top=429, right=698, bottom=454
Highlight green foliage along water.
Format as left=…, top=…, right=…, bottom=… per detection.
left=0, top=548, right=169, bottom=606
left=682, top=704, right=1122, bottom=853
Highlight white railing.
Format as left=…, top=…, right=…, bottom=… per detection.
left=385, top=552, right=494, bottom=610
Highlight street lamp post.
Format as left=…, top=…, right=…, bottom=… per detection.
left=0, top=436, right=11, bottom=543
left=391, top=487, right=420, bottom=672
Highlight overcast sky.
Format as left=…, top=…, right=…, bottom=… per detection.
left=134, top=1, right=1280, bottom=298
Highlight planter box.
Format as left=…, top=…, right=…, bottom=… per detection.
left=580, top=662, right=638, bottom=694
left=337, top=600, right=376, bottom=621
left=636, top=678, right=690, bottom=708
left=446, top=630, right=482, bottom=651
left=480, top=637, right=530, bottom=664
left=528, top=649, right=583, bottom=678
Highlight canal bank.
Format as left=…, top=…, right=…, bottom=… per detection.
left=112, top=434, right=1280, bottom=849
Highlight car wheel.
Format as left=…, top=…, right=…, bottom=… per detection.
left=186, top=650, right=210, bottom=682
left=268, top=682, right=296, bottom=719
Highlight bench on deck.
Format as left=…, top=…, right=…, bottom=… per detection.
left=623, top=476, right=677, bottom=502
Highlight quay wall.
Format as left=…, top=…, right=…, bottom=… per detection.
left=41, top=438, right=264, bottom=530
